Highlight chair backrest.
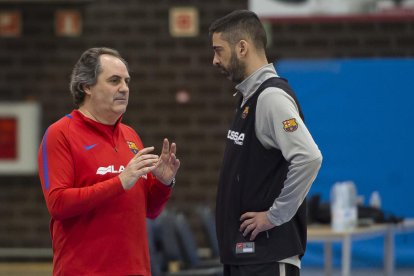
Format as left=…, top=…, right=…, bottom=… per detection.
left=146, top=218, right=162, bottom=276
left=174, top=212, right=201, bottom=268
left=155, top=211, right=184, bottom=266
left=197, top=206, right=220, bottom=258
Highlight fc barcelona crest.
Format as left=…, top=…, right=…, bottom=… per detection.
left=282, top=118, right=298, bottom=132
left=127, top=141, right=139, bottom=154
left=241, top=106, right=249, bottom=119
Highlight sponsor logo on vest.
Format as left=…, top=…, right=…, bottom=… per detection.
left=235, top=242, right=255, bottom=254
left=227, top=130, right=245, bottom=146
left=96, top=165, right=125, bottom=175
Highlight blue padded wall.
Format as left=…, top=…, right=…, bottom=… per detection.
left=275, top=58, right=414, bottom=267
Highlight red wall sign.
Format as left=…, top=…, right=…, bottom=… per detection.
left=0, top=117, right=17, bottom=159
left=55, top=10, right=82, bottom=37
left=0, top=11, right=21, bottom=37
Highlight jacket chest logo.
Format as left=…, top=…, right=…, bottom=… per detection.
left=127, top=141, right=139, bottom=154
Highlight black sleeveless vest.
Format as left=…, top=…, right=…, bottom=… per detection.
left=216, top=77, right=307, bottom=264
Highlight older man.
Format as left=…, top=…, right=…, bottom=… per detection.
left=38, top=47, right=180, bottom=275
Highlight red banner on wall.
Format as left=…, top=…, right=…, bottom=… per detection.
left=0, top=117, right=17, bottom=159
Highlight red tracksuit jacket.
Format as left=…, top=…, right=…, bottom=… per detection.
left=38, top=110, right=171, bottom=276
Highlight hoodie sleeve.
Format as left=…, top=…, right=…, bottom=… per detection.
left=255, top=87, right=322, bottom=226
left=38, top=124, right=124, bottom=220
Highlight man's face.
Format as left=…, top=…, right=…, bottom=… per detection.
left=86, top=54, right=130, bottom=119
left=212, top=32, right=246, bottom=84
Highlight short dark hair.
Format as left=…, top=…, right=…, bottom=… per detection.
left=69, top=47, right=128, bottom=108
left=209, top=10, right=267, bottom=51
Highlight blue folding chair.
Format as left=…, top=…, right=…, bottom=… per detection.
left=154, top=210, right=223, bottom=276
left=197, top=206, right=220, bottom=259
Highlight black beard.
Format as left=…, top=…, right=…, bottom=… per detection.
left=227, top=52, right=245, bottom=84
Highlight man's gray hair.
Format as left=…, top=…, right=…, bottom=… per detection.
left=69, top=47, right=128, bottom=107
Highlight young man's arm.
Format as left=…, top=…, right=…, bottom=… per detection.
left=256, top=87, right=322, bottom=226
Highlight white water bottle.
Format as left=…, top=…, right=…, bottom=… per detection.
left=369, top=191, right=381, bottom=209
left=330, top=181, right=358, bottom=232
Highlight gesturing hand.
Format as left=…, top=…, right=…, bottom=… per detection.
left=152, top=138, right=180, bottom=185
left=119, top=146, right=159, bottom=190
left=239, top=211, right=275, bottom=241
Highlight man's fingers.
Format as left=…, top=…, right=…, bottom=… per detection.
left=240, top=212, right=255, bottom=221
left=137, top=154, right=158, bottom=162
left=128, top=156, right=158, bottom=171
left=130, top=154, right=158, bottom=166
left=135, top=146, right=154, bottom=157
left=169, top=153, right=178, bottom=165
left=162, top=138, right=169, bottom=155
left=136, top=165, right=156, bottom=177
left=250, top=229, right=259, bottom=241
left=242, top=223, right=255, bottom=237
left=172, top=157, right=181, bottom=170
left=140, top=158, right=159, bottom=168
left=170, top=142, right=177, bottom=155
left=239, top=218, right=253, bottom=232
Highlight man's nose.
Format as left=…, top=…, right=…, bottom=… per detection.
left=120, top=80, right=129, bottom=92
left=212, top=55, right=220, bottom=66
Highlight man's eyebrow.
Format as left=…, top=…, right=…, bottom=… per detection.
left=213, top=46, right=222, bottom=50
left=107, top=75, right=130, bottom=80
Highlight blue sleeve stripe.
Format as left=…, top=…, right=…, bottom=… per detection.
left=41, top=128, right=50, bottom=190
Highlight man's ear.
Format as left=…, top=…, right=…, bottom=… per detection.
left=83, top=84, right=92, bottom=95
left=237, top=40, right=248, bottom=57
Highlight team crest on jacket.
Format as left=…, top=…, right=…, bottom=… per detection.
left=282, top=118, right=298, bottom=132
left=126, top=141, right=139, bottom=154
left=241, top=106, right=249, bottom=119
